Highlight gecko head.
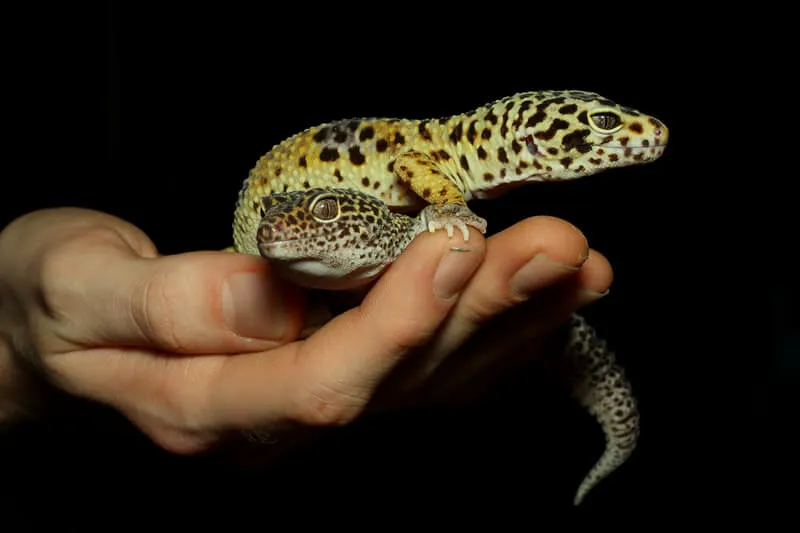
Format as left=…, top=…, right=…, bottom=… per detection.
left=504, top=90, right=669, bottom=183
left=256, top=187, right=396, bottom=290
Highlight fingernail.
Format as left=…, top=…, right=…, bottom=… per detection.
left=509, top=254, right=582, bottom=299
left=433, top=247, right=481, bottom=300
left=579, top=288, right=610, bottom=302
left=222, top=272, right=286, bottom=340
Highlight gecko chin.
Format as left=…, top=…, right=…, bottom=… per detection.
left=267, top=255, right=386, bottom=291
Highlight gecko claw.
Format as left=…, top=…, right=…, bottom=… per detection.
left=420, top=204, right=487, bottom=242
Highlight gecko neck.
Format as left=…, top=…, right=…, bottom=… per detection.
left=419, top=109, right=551, bottom=201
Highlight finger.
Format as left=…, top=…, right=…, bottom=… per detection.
left=419, top=249, right=613, bottom=405
left=37, top=234, right=305, bottom=356
left=204, top=228, right=486, bottom=430
left=391, top=216, right=603, bottom=388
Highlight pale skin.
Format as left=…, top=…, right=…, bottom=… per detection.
left=0, top=207, right=612, bottom=458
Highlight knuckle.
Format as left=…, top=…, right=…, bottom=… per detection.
left=291, top=382, right=368, bottom=427
left=37, top=226, right=128, bottom=316
left=148, top=426, right=217, bottom=455
left=131, top=263, right=196, bottom=353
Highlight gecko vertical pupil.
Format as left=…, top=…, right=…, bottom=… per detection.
left=589, top=112, right=622, bottom=131
left=312, top=197, right=339, bottom=220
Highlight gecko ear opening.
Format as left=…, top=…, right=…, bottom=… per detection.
left=523, top=134, right=539, bottom=156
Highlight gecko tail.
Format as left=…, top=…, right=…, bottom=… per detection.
left=559, top=314, right=640, bottom=506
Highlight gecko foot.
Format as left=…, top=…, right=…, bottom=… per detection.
left=419, top=203, right=487, bottom=241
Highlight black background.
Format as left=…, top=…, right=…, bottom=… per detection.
left=1, top=3, right=792, bottom=528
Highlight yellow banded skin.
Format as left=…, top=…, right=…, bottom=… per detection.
left=233, top=90, right=668, bottom=255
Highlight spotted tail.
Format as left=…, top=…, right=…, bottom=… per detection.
left=555, top=313, right=640, bottom=506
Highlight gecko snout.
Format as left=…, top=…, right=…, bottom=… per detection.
left=257, top=223, right=276, bottom=243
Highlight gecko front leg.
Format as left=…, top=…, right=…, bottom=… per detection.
left=393, top=150, right=487, bottom=240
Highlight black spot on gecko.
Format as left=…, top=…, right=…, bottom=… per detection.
left=477, top=146, right=487, bottom=159
left=449, top=123, right=463, bottom=144
left=483, top=172, right=494, bottom=182
left=460, top=155, right=469, bottom=171
left=334, top=130, right=348, bottom=143
left=525, top=110, right=546, bottom=128
left=334, top=169, right=344, bottom=182
left=558, top=103, right=578, bottom=114
left=534, top=119, right=570, bottom=141
left=394, top=132, right=405, bottom=145
left=536, top=97, right=566, bottom=111
left=320, top=147, right=339, bottom=161
left=485, top=110, right=498, bottom=124
left=481, top=128, right=491, bottom=140
left=560, top=157, right=573, bottom=168
left=497, top=147, right=508, bottom=163
left=359, top=126, right=375, bottom=141
left=629, top=122, right=644, bottom=134
left=418, top=121, right=432, bottom=140
left=313, top=127, right=330, bottom=143
left=349, top=146, right=366, bottom=165
left=466, top=121, right=477, bottom=144
left=299, top=155, right=307, bottom=167
left=362, top=177, right=370, bottom=187
left=562, top=129, right=591, bottom=152
left=376, top=139, right=388, bottom=152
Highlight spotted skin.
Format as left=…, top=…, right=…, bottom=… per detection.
left=232, top=90, right=666, bottom=504
left=232, top=90, right=668, bottom=254
left=256, top=187, right=427, bottom=290
left=257, top=188, right=640, bottom=506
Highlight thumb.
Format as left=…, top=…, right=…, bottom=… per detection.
left=7, top=209, right=307, bottom=355
left=81, top=250, right=306, bottom=353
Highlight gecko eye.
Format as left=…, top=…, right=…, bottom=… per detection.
left=311, top=195, right=340, bottom=221
left=588, top=111, right=623, bottom=133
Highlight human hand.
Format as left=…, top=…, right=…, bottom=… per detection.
left=0, top=207, right=610, bottom=457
